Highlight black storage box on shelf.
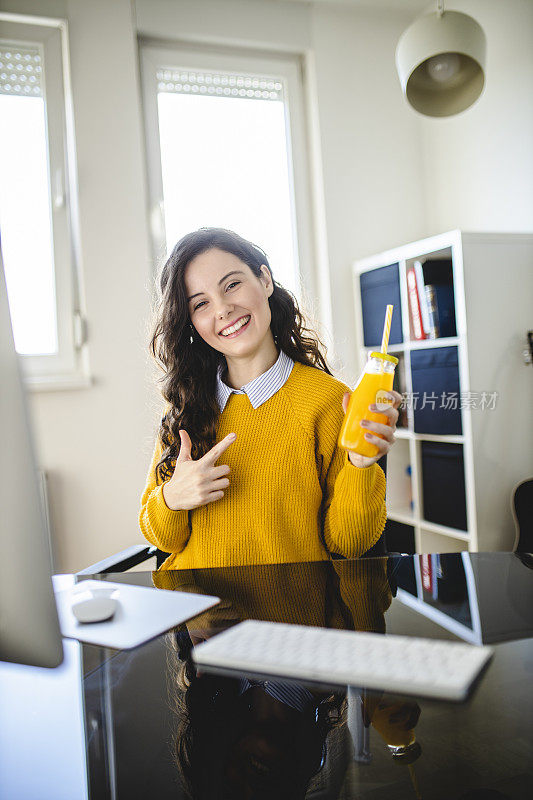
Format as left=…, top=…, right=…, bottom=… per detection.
left=422, top=259, right=457, bottom=339
left=360, top=264, right=403, bottom=347
left=421, top=441, right=467, bottom=531
left=384, top=519, right=415, bottom=555
left=410, top=346, right=462, bottom=435
left=393, top=355, right=408, bottom=427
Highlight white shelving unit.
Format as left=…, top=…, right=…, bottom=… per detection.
left=353, top=230, right=533, bottom=554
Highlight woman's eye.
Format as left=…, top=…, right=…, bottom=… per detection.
left=192, top=282, right=239, bottom=310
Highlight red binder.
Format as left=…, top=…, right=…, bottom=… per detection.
left=420, top=554, right=433, bottom=593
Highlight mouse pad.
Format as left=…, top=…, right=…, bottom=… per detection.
left=54, top=579, right=219, bottom=649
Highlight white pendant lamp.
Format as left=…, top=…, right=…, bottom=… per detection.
left=396, top=0, right=486, bottom=117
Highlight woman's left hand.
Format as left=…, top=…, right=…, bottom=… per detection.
left=342, top=390, right=403, bottom=469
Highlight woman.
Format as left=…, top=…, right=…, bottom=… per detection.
left=139, top=228, right=400, bottom=569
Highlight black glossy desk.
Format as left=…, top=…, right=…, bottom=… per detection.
left=2, top=553, right=533, bottom=799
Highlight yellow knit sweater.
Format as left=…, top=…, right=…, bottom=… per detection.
left=139, top=361, right=386, bottom=569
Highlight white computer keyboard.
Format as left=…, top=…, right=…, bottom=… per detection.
left=193, top=620, right=494, bottom=702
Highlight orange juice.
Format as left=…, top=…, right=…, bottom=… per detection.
left=365, top=696, right=422, bottom=766
left=370, top=701, right=416, bottom=748
left=339, top=352, right=398, bottom=458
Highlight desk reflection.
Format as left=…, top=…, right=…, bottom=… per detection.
left=155, top=559, right=422, bottom=799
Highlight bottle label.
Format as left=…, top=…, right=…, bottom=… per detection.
left=375, top=389, right=393, bottom=409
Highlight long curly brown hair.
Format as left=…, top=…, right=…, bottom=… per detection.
left=150, top=227, right=331, bottom=483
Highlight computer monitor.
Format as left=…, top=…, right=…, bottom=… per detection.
left=0, top=241, right=63, bottom=668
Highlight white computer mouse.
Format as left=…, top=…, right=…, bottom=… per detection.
left=71, top=590, right=118, bottom=624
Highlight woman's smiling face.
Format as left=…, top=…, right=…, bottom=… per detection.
left=185, top=247, right=274, bottom=359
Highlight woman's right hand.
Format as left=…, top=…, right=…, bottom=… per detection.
left=162, top=430, right=236, bottom=511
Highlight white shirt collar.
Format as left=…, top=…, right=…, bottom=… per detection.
left=216, top=349, right=294, bottom=412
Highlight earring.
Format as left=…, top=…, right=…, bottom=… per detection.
left=189, top=324, right=194, bottom=345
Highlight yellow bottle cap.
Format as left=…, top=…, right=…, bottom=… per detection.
left=370, top=351, right=399, bottom=365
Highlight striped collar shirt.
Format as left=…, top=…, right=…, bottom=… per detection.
left=216, top=349, right=294, bottom=412
left=238, top=677, right=315, bottom=712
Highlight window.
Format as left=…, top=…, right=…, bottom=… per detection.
left=0, top=16, right=83, bottom=388
left=140, top=42, right=316, bottom=303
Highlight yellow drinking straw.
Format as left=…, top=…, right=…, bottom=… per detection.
left=408, top=764, right=422, bottom=799
left=381, top=304, right=394, bottom=354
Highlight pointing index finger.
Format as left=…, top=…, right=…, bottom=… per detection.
left=202, top=433, right=237, bottom=465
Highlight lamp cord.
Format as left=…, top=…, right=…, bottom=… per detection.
left=437, top=0, right=444, bottom=17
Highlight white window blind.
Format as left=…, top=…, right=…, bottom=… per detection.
left=0, top=43, right=43, bottom=96
left=156, top=67, right=283, bottom=102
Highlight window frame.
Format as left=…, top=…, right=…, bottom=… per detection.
left=0, top=15, right=86, bottom=390
left=139, top=38, right=318, bottom=307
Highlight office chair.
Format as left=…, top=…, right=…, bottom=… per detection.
left=512, top=478, right=533, bottom=553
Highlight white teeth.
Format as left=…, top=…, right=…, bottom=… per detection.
left=220, top=316, right=250, bottom=336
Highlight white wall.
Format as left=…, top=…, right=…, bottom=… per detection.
left=1, top=0, right=532, bottom=570
left=418, top=0, right=533, bottom=233
left=310, top=2, right=427, bottom=379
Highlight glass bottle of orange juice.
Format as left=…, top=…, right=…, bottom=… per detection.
left=365, top=694, right=422, bottom=765
left=339, top=352, right=399, bottom=458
